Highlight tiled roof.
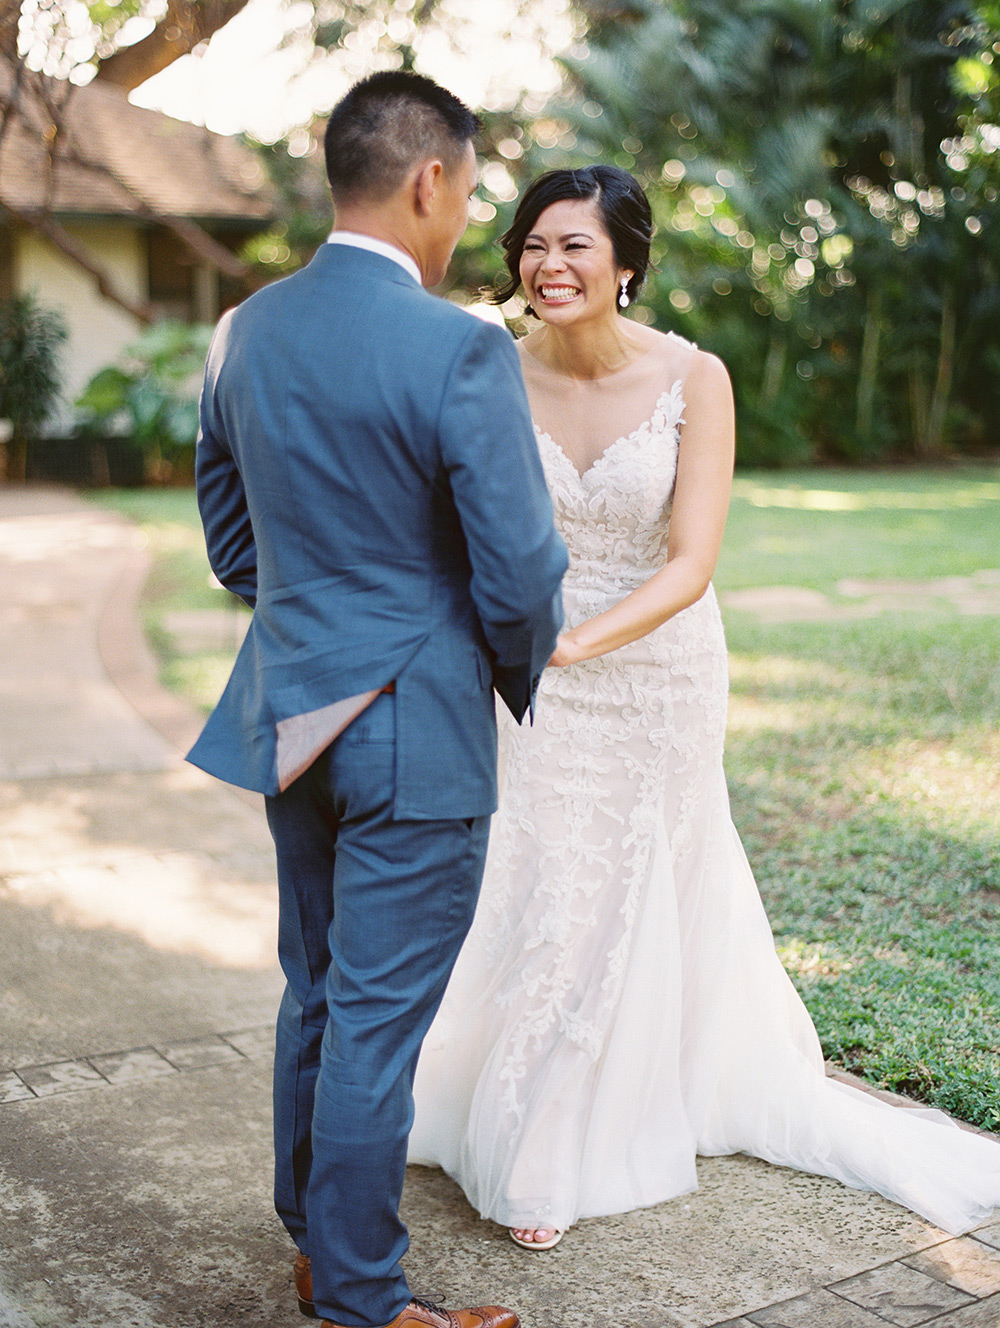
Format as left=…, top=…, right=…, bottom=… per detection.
left=0, top=62, right=275, bottom=224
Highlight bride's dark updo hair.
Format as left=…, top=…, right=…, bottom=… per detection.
left=490, top=165, right=653, bottom=311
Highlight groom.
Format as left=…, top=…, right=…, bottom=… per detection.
left=188, top=71, right=566, bottom=1328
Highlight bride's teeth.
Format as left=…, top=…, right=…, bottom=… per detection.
left=541, top=286, right=579, bottom=301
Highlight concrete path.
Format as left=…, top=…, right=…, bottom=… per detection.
left=1, top=485, right=998, bottom=1328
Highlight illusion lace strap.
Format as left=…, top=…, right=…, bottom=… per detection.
left=666, top=330, right=698, bottom=398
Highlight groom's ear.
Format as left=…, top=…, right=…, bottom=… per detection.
left=413, top=159, right=444, bottom=217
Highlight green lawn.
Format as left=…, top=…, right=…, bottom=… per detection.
left=717, top=464, right=1000, bottom=1130
left=90, top=464, right=1000, bottom=1129
left=720, top=464, right=1000, bottom=590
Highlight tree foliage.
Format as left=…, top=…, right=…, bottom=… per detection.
left=7, top=0, right=251, bottom=87
left=9, top=0, right=999, bottom=466
left=538, top=0, right=1000, bottom=463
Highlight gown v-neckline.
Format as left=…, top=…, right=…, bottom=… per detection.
left=533, top=382, right=683, bottom=482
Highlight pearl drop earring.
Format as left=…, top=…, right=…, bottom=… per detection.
left=618, top=277, right=630, bottom=309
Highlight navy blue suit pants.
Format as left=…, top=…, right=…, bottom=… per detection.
left=265, top=692, right=490, bottom=1326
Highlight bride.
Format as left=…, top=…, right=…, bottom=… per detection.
left=409, top=164, right=1000, bottom=1249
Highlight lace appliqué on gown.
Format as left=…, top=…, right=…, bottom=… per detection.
left=480, top=383, right=723, bottom=1107
left=410, top=377, right=1000, bottom=1235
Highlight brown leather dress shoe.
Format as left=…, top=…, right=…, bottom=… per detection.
left=321, top=1295, right=519, bottom=1328
left=294, top=1253, right=316, bottom=1318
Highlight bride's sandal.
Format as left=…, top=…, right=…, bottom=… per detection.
left=509, top=1226, right=564, bottom=1250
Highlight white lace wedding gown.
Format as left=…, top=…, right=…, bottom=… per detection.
left=409, top=372, right=1000, bottom=1236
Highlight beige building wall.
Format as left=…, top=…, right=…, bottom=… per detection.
left=16, top=222, right=146, bottom=429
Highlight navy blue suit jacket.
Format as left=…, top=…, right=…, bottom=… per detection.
left=187, top=243, right=567, bottom=817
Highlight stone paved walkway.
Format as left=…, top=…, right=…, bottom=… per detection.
left=1, top=484, right=998, bottom=1328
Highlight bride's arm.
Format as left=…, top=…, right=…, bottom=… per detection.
left=549, top=349, right=735, bottom=667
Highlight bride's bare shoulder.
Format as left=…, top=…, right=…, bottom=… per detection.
left=634, top=324, right=730, bottom=384
left=629, top=323, right=694, bottom=359
left=632, top=323, right=690, bottom=346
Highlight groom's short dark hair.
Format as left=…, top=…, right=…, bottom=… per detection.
left=325, top=71, right=481, bottom=204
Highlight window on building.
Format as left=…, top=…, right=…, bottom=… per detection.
left=147, top=226, right=195, bottom=320
left=0, top=227, right=14, bottom=301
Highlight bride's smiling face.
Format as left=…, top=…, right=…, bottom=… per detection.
left=519, top=198, right=627, bottom=324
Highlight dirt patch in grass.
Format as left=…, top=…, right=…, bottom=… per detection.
left=724, top=570, right=1000, bottom=622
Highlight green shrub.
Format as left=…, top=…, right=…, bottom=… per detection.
left=0, top=292, right=67, bottom=481
left=76, top=320, right=213, bottom=483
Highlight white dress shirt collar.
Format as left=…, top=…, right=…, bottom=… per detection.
left=327, top=231, right=421, bottom=286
